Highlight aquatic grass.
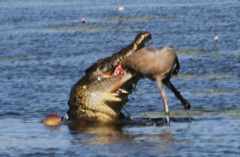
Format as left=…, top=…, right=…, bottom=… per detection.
left=191, top=89, right=240, bottom=94
left=138, top=110, right=206, bottom=117
left=189, top=49, right=240, bottom=58
left=197, top=54, right=226, bottom=58
left=229, top=54, right=240, bottom=58
left=0, top=58, right=26, bottom=61
left=173, top=73, right=237, bottom=79
left=172, top=139, right=194, bottom=143
left=137, top=108, right=240, bottom=118
left=45, top=26, right=105, bottom=31
left=45, top=17, right=178, bottom=32
left=105, top=17, right=177, bottom=22
left=107, top=17, right=156, bottom=21
left=220, top=109, right=240, bottom=119
left=45, top=26, right=133, bottom=31
left=175, top=49, right=204, bottom=54
left=195, top=53, right=240, bottom=58
left=199, top=74, right=237, bottom=79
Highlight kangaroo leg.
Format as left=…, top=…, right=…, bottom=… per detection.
left=165, top=81, right=191, bottom=110
left=156, top=77, right=170, bottom=125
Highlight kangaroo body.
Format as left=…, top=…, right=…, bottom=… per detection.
left=122, top=47, right=190, bottom=124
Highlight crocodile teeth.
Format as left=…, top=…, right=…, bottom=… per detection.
left=118, top=88, right=128, bottom=94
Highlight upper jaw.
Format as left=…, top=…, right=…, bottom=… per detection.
left=85, top=32, right=152, bottom=80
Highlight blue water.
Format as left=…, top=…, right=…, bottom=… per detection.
left=0, top=0, right=240, bottom=156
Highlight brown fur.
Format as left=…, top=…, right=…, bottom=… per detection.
left=122, top=47, right=190, bottom=124
left=122, top=47, right=178, bottom=81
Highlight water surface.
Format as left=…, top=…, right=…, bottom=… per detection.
left=0, top=0, right=240, bottom=156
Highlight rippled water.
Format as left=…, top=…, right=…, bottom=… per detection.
left=1, top=0, right=240, bottom=156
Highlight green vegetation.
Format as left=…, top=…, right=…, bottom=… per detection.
left=107, top=17, right=155, bottom=21
left=137, top=108, right=240, bottom=119
left=191, top=89, right=240, bottom=94
left=0, top=58, right=26, bottom=61
left=106, top=17, right=176, bottom=21
left=45, top=26, right=104, bottom=31
left=173, top=73, right=237, bottom=79
left=175, top=49, right=204, bottom=54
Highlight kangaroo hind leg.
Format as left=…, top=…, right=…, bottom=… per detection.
left=156, top=77, right=170, bottom=125
left=165, top=81, right=191, bottom=110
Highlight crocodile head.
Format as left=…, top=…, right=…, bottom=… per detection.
left=67, top=32, right=151, bottom=123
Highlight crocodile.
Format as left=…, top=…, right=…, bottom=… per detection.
left=67, top=32, right=152, bottom=123
left=67, top=32, right=191, bottom=124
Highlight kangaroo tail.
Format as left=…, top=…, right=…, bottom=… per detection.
left=172, top=56, right=180, bottom=75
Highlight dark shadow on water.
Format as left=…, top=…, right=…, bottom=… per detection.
left=132, top=117, right=192, bottom=125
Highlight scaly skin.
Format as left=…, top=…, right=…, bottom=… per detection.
left=67, top=32, right=151, bottom=123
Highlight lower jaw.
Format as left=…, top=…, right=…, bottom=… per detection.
left=68, top=108, right=121, bottom=123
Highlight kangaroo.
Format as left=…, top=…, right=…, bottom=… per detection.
left=122, top=47, right=190, bottom=124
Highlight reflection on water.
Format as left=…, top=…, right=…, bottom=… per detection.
left=66, top=119, right=175, bottom=146
left=66, top=117, right=192, bottom=145
left=68, top=121, right=128, bottom=145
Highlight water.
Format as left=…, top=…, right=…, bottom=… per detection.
left=0, top=0, right=240, bottom=156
